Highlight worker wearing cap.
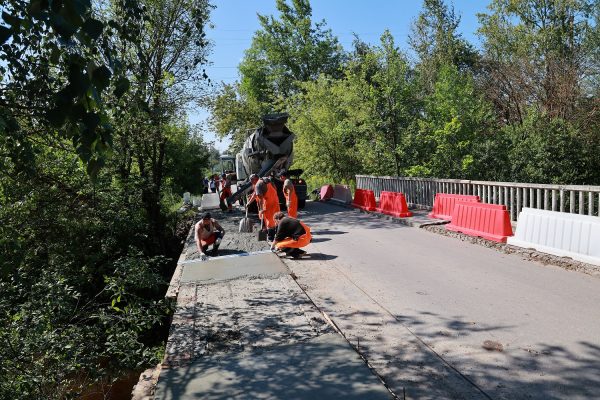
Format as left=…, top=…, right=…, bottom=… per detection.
left=220, top=173, right=233, bottom=212
left=270, top=212, right=311, bottom=258
left=195, top=212, right=225, bottom=260
left=279, top=171, right=298, bottom=218
left=255, top=179, right=280, bottom=241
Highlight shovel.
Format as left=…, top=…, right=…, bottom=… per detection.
left=257, top=216, right=267, bottom=241
left=239, top=205, right=253, bottom=233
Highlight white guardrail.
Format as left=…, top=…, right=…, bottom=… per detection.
left=356, top=175, right=600, bottom=222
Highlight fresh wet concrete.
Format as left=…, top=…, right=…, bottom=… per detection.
left=180, top=251, right=288, bottom=284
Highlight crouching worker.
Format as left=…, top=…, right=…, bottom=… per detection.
left=195, top=212, right=225, bottom=260
left=270, top=212, right=311, bottom=258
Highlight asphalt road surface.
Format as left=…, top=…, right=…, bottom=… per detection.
left=283, top=201, right=600, bottom=400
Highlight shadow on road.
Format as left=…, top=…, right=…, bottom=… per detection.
left=300, top=201, right=411, bottom=231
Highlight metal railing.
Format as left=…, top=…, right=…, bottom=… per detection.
left=356, top=175, right=600, bottom=221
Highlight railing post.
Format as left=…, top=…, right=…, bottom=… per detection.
left=560, top=190, right=565, bottom=212
left=552, top=190, right=557, bottom=211
left=544, top=189, right=549, bottom=211
left=579, top=191, right=584, bottom=215
left=590, top=192, right=594, bottom=216
left=510, top=187, right=515, bottom=221
left=529, top=188, right=535, bottom=208
left=570, top=191, right=575, bottom=213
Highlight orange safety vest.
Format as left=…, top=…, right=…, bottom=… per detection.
left=285, top=185, right=298, bottom=218
left=260, top=182, right=281, bottom=229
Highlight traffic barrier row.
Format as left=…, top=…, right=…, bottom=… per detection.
left=507, top=208, right=600, bottom=266
left=352, top=189, right=377, bottom=211
left=376, top=191, right=412, bottom=217
left=351, top=185, right=599, bottom=265
left=446, top=202, right=513, bottom=243
left=430, top=193, right=480, bottom=221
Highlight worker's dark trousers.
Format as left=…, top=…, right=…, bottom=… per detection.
left=267, top=228, right=276, bottom=241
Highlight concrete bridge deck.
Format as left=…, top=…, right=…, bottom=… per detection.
left=154, top=201, right=600, bottom=399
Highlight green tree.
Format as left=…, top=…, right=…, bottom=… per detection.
left=410, top=0, right=478, bottom=92
left=0, top=0, right=139, bottom=176
left=478, top=0, right=600, bottom=122
left=0, top=0, right=214, bottom=397
left=208, top=0, right=346, bottom=151
left=507, top=111, right=591, bottom=184
left=110, top=0, right=213, bottom=252
left=410, top=64, right=496, bottom=178
left=289, top=76, right=364, bottom=184
left=348, top=32, right=420, bottom=176
left=246, top=0, right=346, bottom=99
left=204, top=82, right=264, bottom=154
left=163, top=122, right=212, bottom=195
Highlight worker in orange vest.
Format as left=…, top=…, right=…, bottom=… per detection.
left=219, top=173, right=233, bottom=212
left=255, top=179, right=280, bottom=241
left=270, top=212, right=311, bottom=258
left=278, top=171, right=298, bottom=218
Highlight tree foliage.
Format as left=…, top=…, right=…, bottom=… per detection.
left=207, top=0, right=345, bottom=150
left=0, top=0, right=214, bottom=397
left=478, top=0, right=600, bottom=122
left=206, top=0, right=599, bottom=189
left=409, top=0, right=478, bottom=92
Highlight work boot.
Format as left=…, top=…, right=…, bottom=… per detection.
left=289, top=248, right=306, bottom=259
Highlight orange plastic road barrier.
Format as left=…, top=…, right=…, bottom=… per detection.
left=377, top=191, right=412, bottom=218
left=446, top=202, right=513, bottom=243
left=429, top=193, right=480, bottom=221
left=352, top=189, right=377, bottom=211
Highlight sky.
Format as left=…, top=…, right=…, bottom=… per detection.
left=193, top=0, right=492, bottom=152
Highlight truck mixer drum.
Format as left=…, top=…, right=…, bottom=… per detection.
left=227, top=113, right=307, bottom=209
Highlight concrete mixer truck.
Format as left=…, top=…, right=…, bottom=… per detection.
left=225, top=113, right=307, bottom=210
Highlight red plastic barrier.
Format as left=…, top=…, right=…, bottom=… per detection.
left=446, top=202, right=513, bottom=243
left=352, top=189, right=377, bottom=211
left=351, top=188, right=363, bottom=207
left=393, top=192, right=413, bottom=217
left=377, top=191, right=412, bottom=217
left=429, top=193, right=480, bottom=220
left=320, top=184, right=334, bottom=201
